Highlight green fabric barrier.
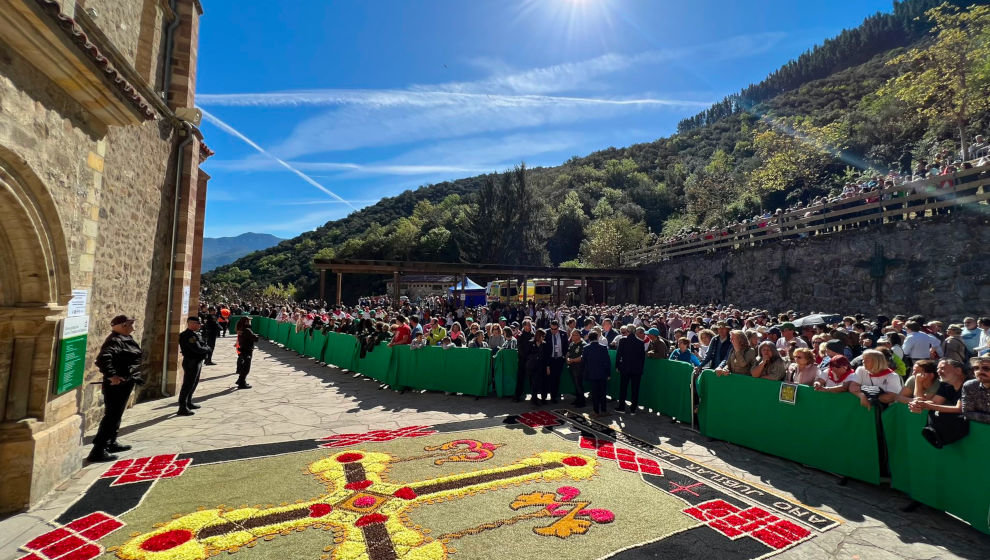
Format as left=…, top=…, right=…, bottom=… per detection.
left=698, top=370, right=881, bottom=484
left=493, top=349, right=518, bottom=397
left=324, top=333, right=359, bottom=371
left=883, top=403, right=990, bottom=534
left=639, top=359, right=694, bottom=422
left=304, top=330, right=327, bottom=361
left=228, top=315, right=247, bottom=335
left=436, top=347, right=491, bottom=396
left=250, top=315, right=262, bottom=333
left=386, top=345, right=414, bottom=388
left=261, top=318, right=275, bottom=340
left=356, top=343, right=392, bottom=382
left=276, top=322, right=292, bottom=347
left=288, top=329, right=307, bottom=354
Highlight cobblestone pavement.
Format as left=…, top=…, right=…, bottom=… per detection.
left=2, top=339, right=988, bottom=559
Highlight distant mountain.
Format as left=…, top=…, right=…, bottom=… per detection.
left=201, top=233, right=283, bottom=272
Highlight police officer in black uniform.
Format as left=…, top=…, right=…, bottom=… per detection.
left=89, top=314, right=144, bottom=462
left=177, top=316, right=211, bottom=416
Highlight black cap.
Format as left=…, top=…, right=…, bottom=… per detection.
left=187, top=316, right=201, bottom=323
left=111, top=315, right=135, bottom=326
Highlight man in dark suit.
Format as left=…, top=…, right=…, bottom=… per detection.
left=178, top=316, right=211, bottom=416
left=615, top=326, right=646, bottom=414
left=543, top=320, right=569, bottom=403
left=513, top=319, right=535, bottom=402
left=583, top=331, right=611, bottom=416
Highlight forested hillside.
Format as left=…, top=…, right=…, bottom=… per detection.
left=204, top=0, right=990, bottom=301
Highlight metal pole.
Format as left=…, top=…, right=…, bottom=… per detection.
left=393, top=271, right=400, bottom=309
left=319, top=269, right=326, bottom=304
left=336, top=272, right=342, bottom=306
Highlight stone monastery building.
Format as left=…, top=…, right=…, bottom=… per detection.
left=0, top=0, right=210, bottom=514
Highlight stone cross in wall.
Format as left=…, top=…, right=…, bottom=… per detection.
left=770, top=255, right=798, bottom=300
left=854, top=242, right=903, bottom=304
left=675, top=270, right=690, bottom=301
left=713, top=262, right=733, bottom=302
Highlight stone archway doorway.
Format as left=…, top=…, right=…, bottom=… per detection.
left=0, top=150, right=74, bottom=515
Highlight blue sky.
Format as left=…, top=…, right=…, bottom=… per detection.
left=197, top=0, right=894, bottom=239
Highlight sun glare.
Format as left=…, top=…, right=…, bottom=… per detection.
left=513, top=0, right=616, bottom=49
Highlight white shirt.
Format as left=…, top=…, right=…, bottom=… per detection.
left=776, top=336, right=808, bottom=352
left=853, top=367, right=903, bottom=393
left=902, top=331, right=943, bottom=359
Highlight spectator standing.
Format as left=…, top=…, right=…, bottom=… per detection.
left=89, top=315, right=143, bottom=462
left=715, top=330, right=756, bottom=376
left=942, top=325, right=970, bottom=363
left=526, top=329, right=549, bottom=405
left=960, top=317, right=981, bottom=352
left=895, top=360, right=939, bottom=404
left=201, top=311, right=221, bottom=366
left=389, top=316, right=412, bottom=347
left=615, top=326, right=646, bottom=413
left=514, top=320, right=535, bottom=403
left=669, top=337, right=701, bottom=366
left=177, top=316, right=211, bottom=416
left=786, top=348, right=818, bottom=385
left=961, top=356, right=990, bottom=423
left=234, top=317, right=259, bottom=389
left=698, top=322, right=732, bottom=369
left=902, top=321, right=943, bottom=369
left=583, top=331, right=611, bottom=417
left=645, top=328, right=669, bottom=359
left=910, top=359, right=969, bottom=448
left=814, top=355, right=854, bottom=392
left=850, top=350, right=903, bottom=409
left=545, top=320, right=568, bottom=404
left=566, top=328, right=586, bottom=407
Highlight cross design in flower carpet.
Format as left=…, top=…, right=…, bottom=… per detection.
left=683, top=499, right=812, bottom=550
left=18, top=512, right=123, bottom=560
left=668, top=482, right=705, bottom=497
left=114, top=443, right=600, bottom=560
left=100, top=454, right=191, bottom=486
left=578, top=436, right=663, bottom=476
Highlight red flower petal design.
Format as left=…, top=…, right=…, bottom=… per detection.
left=308, top=503, right=333, bottom=517
left=140, top=529, right=193, bottom=552
left=392, top=487, right=418, bottom=500
left=562, top=456, right=587, bottom=467
left=336, top=452, right=364, bottom=463
left=354, top=514, right=388, bottom=527
left=345, top=480, right=373, bottom=490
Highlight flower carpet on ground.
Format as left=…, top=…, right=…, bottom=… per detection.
left=19, top=411, right=839, bottom=560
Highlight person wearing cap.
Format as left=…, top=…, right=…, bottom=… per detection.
left=89, top=315, right=143, bottom=462
left=775, top=322, right=807, bottom=355
left=645, top=328, right=669, bottom=359
left=178, top=316, right=211, bottom=415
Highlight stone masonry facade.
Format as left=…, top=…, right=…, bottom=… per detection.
left=0, top=0, right=208, bottom=514
left=644, top=212, right=990, bottom=321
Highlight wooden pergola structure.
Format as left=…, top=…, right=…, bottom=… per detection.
left=314, top=258, right=648, bottom=307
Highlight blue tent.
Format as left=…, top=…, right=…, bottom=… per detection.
left=448, top=277, right=486, bottom=306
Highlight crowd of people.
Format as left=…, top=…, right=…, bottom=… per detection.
left=649, top=146, right=989, bottom=256
left=219, top=297, right=990, bottom=444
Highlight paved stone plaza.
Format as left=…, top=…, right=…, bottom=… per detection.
left=2, top=339, right=988, bottom=560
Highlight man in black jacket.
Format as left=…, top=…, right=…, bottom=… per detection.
left=615, top=326, right=646, bottom=414
left=89, top=314, right=144, bottom=462
left=543, top=320, right=569, bottom=403
left=178, top=316, right=211, bottom=415
left=201, top=310, right=221, bottom=366
left=513, top=320, right=535, bottom=402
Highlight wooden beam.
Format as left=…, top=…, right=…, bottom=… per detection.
left=336, top=272, right=342, bottom=306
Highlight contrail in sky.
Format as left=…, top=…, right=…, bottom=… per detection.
left=199, top=108, right=357, bottom=210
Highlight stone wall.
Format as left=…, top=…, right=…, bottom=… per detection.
left=0, top=0, right=207, bottom=512
left=643, top=212, right=990, bottom=322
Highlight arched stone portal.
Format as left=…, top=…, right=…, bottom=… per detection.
left=0, top=148, right=75, bottom=515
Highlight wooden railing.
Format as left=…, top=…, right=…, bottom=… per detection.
left=621, top=165, right=990, bottom=266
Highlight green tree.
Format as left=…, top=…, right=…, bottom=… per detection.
left=747, top=119, right=847, bottom=200
left=579, top=214, right=648, bottom=268
left=685, top=149, right=742, bottom=226
left=548, top=191, right=588, bottom=264
left=878, top=3, right=990, bottom=159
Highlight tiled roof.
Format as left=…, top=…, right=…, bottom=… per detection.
left=35, top=0, right=156, bottom=121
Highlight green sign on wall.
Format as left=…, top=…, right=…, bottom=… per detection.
left=55, top=316, right=89, bottom=394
